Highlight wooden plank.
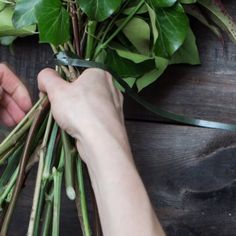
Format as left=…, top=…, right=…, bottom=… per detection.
left=2, top=122, right=236, bottom=235
left=128, top=122, right=236, bottom=236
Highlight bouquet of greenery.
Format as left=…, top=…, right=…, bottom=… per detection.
left=0, top=0, right=236, bottom=235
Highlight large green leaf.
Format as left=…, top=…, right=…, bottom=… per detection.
left=35, top=0, right=70, bottom=45
left=114, top=77, right=136, bottom=92
left=105, top=49, right=155, bottom=78
left=150, top=0, right=177, bottom=7
left=13, top=0, right=41, bottom=28
left=198, top=0, right=236, bottom=43
left=113, top=47, right=153, bottom=63
left=77, top=0, right=122, bottom=22
left=136, top=57, right=169, bottom=91
left=0, top=5, right=35, bottom=37
left=170, top=28, right=200, bottom=65
left=154, top=3, right=189, bottom=58
left=118, top=17, right=151, bottom=55
left=146, top=3, right=158, bottom=47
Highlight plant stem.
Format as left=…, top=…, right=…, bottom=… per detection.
left=0, top=147, right=15, bottom=165
left=27, top=112, right=53, bottom=236
left=52, top=167, right=63, bottom=236
left=85, top=21, right=97, bottom=59
left=0, top=97, right=49, bottom=236
left=41, top=186, right=53, bottom=236
left=42, top=122, right=58, bottom=180
left=0, top=144, right=23, bottom=192
left=0, top=166, right=18, bottom=208
left=94, top=0, right=145, bottom=59
left=76, top=156, right=91, bottom=236
left=70, top=3, right=80, bottom=56
left=0, top=96, right=47, bottom=156
left=67, top=41, right=76, bottom=53
left=62, top=131, right=76, bottom=200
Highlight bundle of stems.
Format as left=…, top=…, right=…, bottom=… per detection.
left=0, top=7, right=94, bottom=236
left=0, top=64, right=92, bottom=236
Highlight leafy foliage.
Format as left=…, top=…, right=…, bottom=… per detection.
left=77, top=0, right=122, bottom=22
left=13, top=0, right=40, bottom=28
left=36, top=0, right=70, bottom=45
left=1, top=0, right=236, bottom=90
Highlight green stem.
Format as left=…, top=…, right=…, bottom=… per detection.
left=0, top=144, right=23, bottom=192
left=42, top=121, right=58, bottom=180
left=94, top=0, right=145, bottom=59
left=0, top=147, right=15, bottom=165
left=27, top=113, right=53, bottom=236
left=76, top=156, right=91, bottom=236
left=0, top=166, right=18, bottom=208
left=67, top=41, right=76, bottom=53
left=62, top=131, right=76, bottom=200
left=0, top=97, right=49, bottom=236
left=85, top=21, right=97, bottom=59
left=52, top=167, right=63, bottom=236
left=41, top=187, right=53, bottom=236
left=0, top=96, right=47, bottom=156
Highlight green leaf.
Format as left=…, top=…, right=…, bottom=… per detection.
left=35, top=0, right=70, bottom=45
left=150, top=0, right=177, bottom=8
left=146, top=3, right=158, bottom=47
left=118, top=17, right=151, bottom=55
left=77, top=0, right=122, bottom=22
left=105, top=49, right=155, bottom=78
left=136, top=57, right=168, bottom=91
left=170, top=28, right=200, bottom=65
left=112, top=46, right=153, bottom=63
left=114, top=77, right=136, bottom=92
left=0, top=5, right=35, bottom=37
left=184, top=5, right=222, bottom=38
left=0, top=36, right=16, bottom=45
left=154, top=3, right=189, bottom=58
left=12, top=0, right=41, bottom=28
left=198, top=0, right=236, bottom=43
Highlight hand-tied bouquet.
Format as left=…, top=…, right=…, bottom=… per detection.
left=0, top=0, right=236, bottom=235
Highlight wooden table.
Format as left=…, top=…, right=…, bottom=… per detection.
left=1, top=3, right=236, bottom=235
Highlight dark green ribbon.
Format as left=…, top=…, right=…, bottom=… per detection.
left=55, top=51, right=236, bottom=131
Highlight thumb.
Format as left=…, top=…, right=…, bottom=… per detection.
left=37, top=68, right=68, bottom=96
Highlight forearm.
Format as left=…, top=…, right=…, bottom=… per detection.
left=77, top=124, right=165, bottom=236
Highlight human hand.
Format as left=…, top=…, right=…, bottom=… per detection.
left=37, top=68, right=124, bottom=143
left=0, top=63, right=32, bottom=127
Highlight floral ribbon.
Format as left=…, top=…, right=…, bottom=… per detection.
left=55, top=51, right=236, bottom=131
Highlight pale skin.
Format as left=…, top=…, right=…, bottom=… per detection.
left=0, top=64, right=166, bottom=236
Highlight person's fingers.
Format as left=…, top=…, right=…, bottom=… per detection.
left=37, top=68, right=68, bottom=100
left=0, top=106, right=16, bottom=127
left=0, top=63, right=32, bottom=112
left=0, top=91, right=25, bottom=124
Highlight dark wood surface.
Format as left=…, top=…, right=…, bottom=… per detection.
left=1, top=2, right=236, bottom=235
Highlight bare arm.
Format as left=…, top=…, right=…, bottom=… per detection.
left=38, top=68, right=166, bottom=236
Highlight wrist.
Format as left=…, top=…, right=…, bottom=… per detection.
left=76, top=122, right=134, bottom=169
